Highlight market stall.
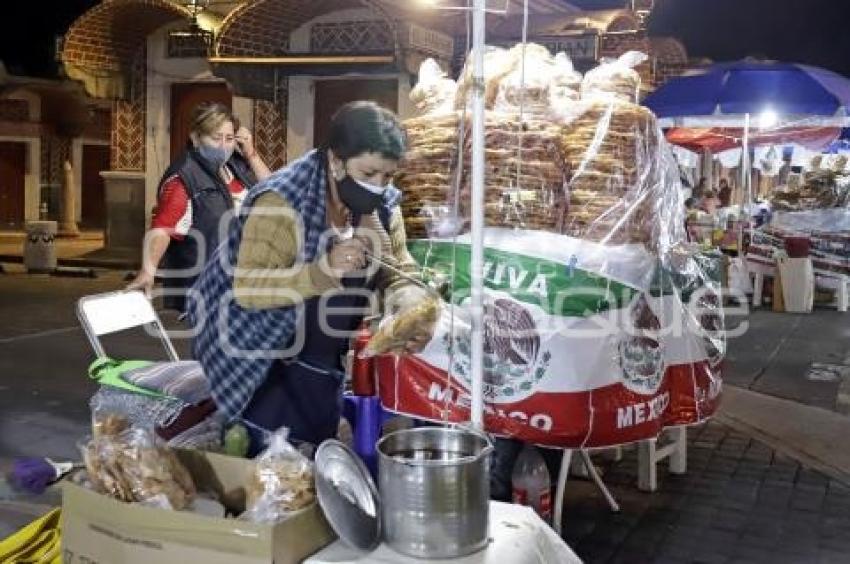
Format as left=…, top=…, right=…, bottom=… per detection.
left=369, top=38, right=724, bottom=532
left=645, top=61, right=850, bottom=215
left=746, top=156, right=850, bottom=312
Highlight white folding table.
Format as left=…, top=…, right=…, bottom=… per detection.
left=304, top=501, right=581, bottom=564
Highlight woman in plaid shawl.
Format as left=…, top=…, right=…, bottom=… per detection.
left=188, top=101, right=433, bottom=452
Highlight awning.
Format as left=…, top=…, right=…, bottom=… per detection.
left=210, top=54, right=396, bottom=76
left=210, top=54, right=399, bottom=99
left=666, top=127, right=841, bottom=153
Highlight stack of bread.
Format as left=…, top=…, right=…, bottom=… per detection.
left=464, top=114, right=568, bottom=231
left=559, top=99, right=660, bottom=243
left=397, top=45, right=663, bottom=245
left=395, top=113, right=460, bottom=239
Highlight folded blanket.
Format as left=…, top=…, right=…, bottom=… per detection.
left=121, top=360, right=211, bottom=405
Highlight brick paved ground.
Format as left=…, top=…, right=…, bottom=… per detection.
left=561, top=420, right=850, bottom=563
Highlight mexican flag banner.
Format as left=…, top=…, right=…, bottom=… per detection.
left=378, top=228, right=722, bottom=448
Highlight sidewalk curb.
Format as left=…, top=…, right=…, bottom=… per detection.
left=0, top=255, right=138, bottom=270
left=717, top=384, right=850, bottom=486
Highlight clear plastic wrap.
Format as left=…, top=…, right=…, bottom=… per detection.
left=494, top=43, right=555, bottom=117
left=409, top=59, right=457, bottom=117
left=386, top=45, right=723, bottom=449
left=549, top=52, right=583, bottom=112
left=241, top=428, right=315, bottom=523
left=454, top=45, right=515, bottom=111
left=79, top=413, right=196, bottom=510
left=580, top=50, right=648, bottom=103
left=772, top=208, right=850, bottom=232
left=756, top=145, right=782, bottom=176
left=395, top=111, right=461, bottom=240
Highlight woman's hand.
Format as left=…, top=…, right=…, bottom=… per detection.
left=235, top=126, right=257, bottom=159
left=327, top=238, right=367, bottom=276
left=125, top=269, right=155, bottom=297
left=236, top=126, right=272, bottom=180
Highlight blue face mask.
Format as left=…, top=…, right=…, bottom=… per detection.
left=197, top=144, right=232, bottom=169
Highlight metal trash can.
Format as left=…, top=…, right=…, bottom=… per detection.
left=23, top=221, right=57, bottom=273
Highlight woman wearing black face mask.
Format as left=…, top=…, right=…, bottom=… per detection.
left=187, top=101, right=434, bottom=453
left=127, top=102, right=271, bottom=312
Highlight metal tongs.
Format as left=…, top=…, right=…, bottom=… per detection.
left=334, top=225, right=442, bottom=299
left=363, top=250, right=442, bottom=299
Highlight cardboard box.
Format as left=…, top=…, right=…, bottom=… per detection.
left=62, top=449, right=335, bottom=564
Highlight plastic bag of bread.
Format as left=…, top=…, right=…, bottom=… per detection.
left=410, top=59, right=457, bottom=116
left=80, top=414, right=196, bottom=510
left=494, top=43, right=554, bottom=116
left=549, top=52, right=582, bottom=115
left=455, top=45, right=515, bottom=110
left=242, top=427, right=315, bottom=523
left=362, top=295, right=441, bottom=357
left=581, top=51, right=648, bottom=103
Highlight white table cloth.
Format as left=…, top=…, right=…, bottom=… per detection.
left=304, top=502, right=581, bottom=564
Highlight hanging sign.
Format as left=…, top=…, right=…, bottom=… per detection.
left=496, top=33, right=599, bottom=61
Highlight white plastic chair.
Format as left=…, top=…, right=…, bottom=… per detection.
left=77, top=290, right=179, bottom=361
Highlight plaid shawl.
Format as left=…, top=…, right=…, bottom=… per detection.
left=187, top=149, right=400, bottom=420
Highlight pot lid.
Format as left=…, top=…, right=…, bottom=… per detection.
left=314, top=440, right=381, bottom=551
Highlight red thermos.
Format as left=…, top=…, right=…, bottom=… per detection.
left=351, top=325, right=376, bottom=396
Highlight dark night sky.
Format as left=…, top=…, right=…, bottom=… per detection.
left=4, top=0, right=850, bottom=78
left=648, top=0, right=850, bottom=77
left=1, top=0, right=98, bottom=77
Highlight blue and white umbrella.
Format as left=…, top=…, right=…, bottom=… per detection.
left=644, top=60, right=850, bottom=128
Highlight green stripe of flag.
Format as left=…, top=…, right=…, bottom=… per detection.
left=408, top=241, right=638, bottom=318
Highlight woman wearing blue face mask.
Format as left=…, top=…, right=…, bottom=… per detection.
left=127, top=102, right=271, bottom=311
left=187, top=101, right=434, bottom=452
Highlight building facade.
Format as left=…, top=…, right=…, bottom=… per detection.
left=60, top=0, right=692, bottom=254
left=0, top=65, right=111, bottom=230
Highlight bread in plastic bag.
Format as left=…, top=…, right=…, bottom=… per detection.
left=362, top=296, right=441, bottom=357
left=551, top=52, right=582, bottom=98
left=455, top=45, right=515, bottom=110
left=242, top=427, right=315, bottom=523
left=558, top=98, right=661, bottom=244
left=581, top=50, right=648, bottom=103
left=395, top=112, right=461, bottom=240
left=410, top=59, right=457, bottom=117
left=80, top=413, right=196, bottom=510
left=494, top=43, right=554, bottom=116
left=549, top=52, right=583, bottom=120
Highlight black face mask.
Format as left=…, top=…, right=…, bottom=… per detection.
left=337, top=175, right=386, bottom=215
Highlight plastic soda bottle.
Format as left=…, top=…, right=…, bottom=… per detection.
left=511, top=443, right=552, bottom=523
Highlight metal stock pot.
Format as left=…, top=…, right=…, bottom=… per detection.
left=315, top=426, right=494, bottom=559
left=376, top=427, right=493, bottom=559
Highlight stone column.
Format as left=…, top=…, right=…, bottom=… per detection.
left=59, top=160, right=80, bottom=237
